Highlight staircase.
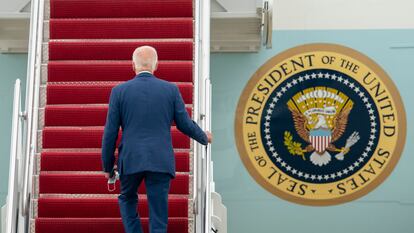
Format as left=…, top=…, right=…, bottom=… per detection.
left=31, top=0, right=198, bottom=232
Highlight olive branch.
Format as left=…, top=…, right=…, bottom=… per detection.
left=283, top=131, right=306, bottom=160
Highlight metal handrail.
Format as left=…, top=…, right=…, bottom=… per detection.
left=204, top=78, right=212, bottom=233
left=193, top=0, right=212, bottom=232
left=5, top=79, right=22, bottom=233
left=192, top=0, right=201, bottom=225
left=199, top=0, right=213, bottom=232
left=20, top=0, right=44, bottom=220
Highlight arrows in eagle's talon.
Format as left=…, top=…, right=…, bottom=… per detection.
left=335, top=131, right=360, bottom=161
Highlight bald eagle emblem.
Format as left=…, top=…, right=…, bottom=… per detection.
left=283, top=87, right=360, bottom=166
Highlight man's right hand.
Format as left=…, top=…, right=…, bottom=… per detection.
left=205, top=131, right=213, bottom=143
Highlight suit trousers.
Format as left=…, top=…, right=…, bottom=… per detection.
left=118, top=171, right=171, bottom=233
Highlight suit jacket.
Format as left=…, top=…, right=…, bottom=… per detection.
left=101, top=72, right=208, bottom=177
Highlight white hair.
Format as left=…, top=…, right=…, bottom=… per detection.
left=132, top=46, right=158, bottom=72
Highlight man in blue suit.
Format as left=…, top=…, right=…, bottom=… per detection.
left=101, top=46, right=211, bottom=233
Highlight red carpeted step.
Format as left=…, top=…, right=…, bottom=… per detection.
left=44, top=105, right=192, bottom=126
left=42, top=127, right=190, bottom=149
left=38, top=197, right=188, bottom=218
left=47, top=61, right=193, bottom=83
left=50, top=0, right=193, bottom=18
left=41, top=151, right=190, bottom=172
left=44, top=105, right=107, bottom=126
left=39, top=173, right=189, bottom=194
left=35, top=217, right=187, bottom=233
left=50, top=18, right=193, bottom=39
left=46, top=82, right=193, bottom=105
left=49, top=40, right=193, bottom=61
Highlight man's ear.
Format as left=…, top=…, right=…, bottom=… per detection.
left=153, top=62, right=158, bottom=72
left=132, top=62, right=136, bottom=73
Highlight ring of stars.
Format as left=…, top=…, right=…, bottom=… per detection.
left=262, top=72, right=379, bottom=182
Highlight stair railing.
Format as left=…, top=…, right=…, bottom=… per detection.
left=2, top=0, right=44, bottom=233
left=193, top=0, right=215, bottom=232
left=20, top=0, right=44, bottom=220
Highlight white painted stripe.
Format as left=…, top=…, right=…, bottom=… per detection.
left=318, top=136, right=322, bottom=153
left=316, top=137, right=318, bottom=152
left=318, top=136, right=321, bottom=152
left=321, top=136, right=325, bottom=152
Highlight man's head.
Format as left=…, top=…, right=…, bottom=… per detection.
left=132, top=46, right=158, bottom=74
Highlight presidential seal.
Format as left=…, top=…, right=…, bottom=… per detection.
left=235, top=43, right=406, bottom=206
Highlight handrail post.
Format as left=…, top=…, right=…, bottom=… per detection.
left=262, top=0, right=273, bottom=49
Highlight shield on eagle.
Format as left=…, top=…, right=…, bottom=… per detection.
left=309, top=128, right=332, bottom=154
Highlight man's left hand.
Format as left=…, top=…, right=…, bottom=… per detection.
left=104, top=172, right=110, bottom=179
left=205, top=131, right=213, bottom=144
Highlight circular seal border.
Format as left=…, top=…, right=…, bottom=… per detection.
left=234, top=43, right=407, bottom=206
